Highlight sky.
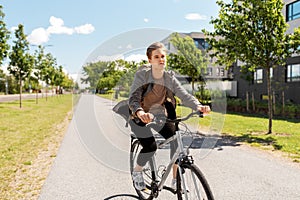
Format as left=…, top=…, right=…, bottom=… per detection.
left=1, top=0, right=220, bottom=81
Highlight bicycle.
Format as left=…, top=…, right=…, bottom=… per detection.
left=129, top=110, right=215, bottom=200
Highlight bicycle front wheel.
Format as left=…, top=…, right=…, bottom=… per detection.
left=176, top=163, right=214, bottom=200
left=130, top=139, right=154, bottom=200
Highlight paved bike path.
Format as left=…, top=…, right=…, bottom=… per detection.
left=38, top=94, right=176, bottom=199
left=39, top=94, right=300, bottom=199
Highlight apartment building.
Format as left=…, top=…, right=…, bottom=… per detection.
left=161, top=32, right=236, bottom=96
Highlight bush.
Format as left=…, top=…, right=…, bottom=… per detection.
left=226, top=98, right=300, bottom=119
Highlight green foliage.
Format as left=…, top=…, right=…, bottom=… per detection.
left=42, top=53, right=57, bottom=86
left=82, top=59, right=143, bottom=94
left=8, top=24, right=33, bottom=80
left=203, top=0, right=300, bottom=134
left=0, top=5, right=10, bottom=66
left=194, top=88, right=211, bottom=102
left=168, top=32, right=208, bottom=92
left=8, top=24, right=34, bottom=107
left=116, top=60, right=141, bottom=93
left=203, top=0, right=296, bottom=70
left=32, top=46, right=73, bottom=92
left=82, top=61, right=108, bottom=88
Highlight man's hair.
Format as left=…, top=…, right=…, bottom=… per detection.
left=146, top=42, right=167, bottom=59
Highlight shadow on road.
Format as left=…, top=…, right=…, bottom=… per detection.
left=190, top=132, right=282, bottom=152
left=104, top=193, right=139, bottom=200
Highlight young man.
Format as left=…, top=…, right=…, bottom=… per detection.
left=129, top=42, right=210, bottom=190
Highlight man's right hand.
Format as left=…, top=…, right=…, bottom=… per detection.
left=136, top=110, right=154, bottom=124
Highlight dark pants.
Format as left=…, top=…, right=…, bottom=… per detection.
left=130, top=120, right=177, bottom=167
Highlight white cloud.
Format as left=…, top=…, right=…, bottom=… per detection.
left=74, top=24, right=95, bottom=34
left=95, top=54, right=124, bottom=62
left=125, top=54, right=147, bottom=62
left=185, top=13, right=207, bottom=20
left=27, top=27, right=50, bottom=45
left=27, top=16, right=95, bottom=45
left=47, top=16, right=74, bottom=35
left=144, top=18, right=149, bottom=23
left=49, top=16, right=64, bottom=27
left=47, top=25, right=74, bottom=35
left=10, top=26, right=18, bottom=32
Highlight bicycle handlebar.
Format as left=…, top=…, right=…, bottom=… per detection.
left=146, top=110, right=203, bottom=127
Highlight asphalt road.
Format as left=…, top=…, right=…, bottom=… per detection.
left=38, top=94, right=300, bottom=200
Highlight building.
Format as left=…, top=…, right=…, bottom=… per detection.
left=161, top=32, right=237, bottom=96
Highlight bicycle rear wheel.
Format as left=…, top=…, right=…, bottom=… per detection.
left=130, top=139, right=154, bottom=200
left=176, top=163, right=214, bottom=200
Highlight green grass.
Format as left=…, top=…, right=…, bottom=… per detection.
left=177, top=105, right=300, bottom=162
left=221, top=113, right=300, bottom=162
left=0, top=94, right=75, bottom=199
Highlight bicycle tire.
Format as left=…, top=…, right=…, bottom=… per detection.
left=130, top=139, right=154, bottom=200
left=176, top=163, right=214, bottom=200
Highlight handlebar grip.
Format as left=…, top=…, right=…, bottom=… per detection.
left=197, top=111, right=204, bottom=118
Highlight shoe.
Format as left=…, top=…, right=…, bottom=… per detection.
left=132, top=171, right=146, bottom=191
left=171, top=178, right=177, bottom=190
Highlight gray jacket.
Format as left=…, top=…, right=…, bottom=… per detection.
left=129, top=65, right=201, bottom=115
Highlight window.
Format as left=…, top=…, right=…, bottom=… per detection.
left=287, top=64, right=300, bottom=82
left=220, top=68, right=225, bottom=76
left=254, top=69, right=263, bottom=83
left=287, top=0, right=300, bottom=21
left=194, top=40, right=200, bottom=49
left=207, top=68, right=212, bottom=76
left=194, top=39, right=209, bottom=50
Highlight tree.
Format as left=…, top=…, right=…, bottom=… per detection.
left=53, top=65, right=65, bottom=94
left=168, top=32, right=207, bottom=94
left=8, top=24, right=34, bottom=108
left=117, top=60, right=142, bottom=95
left=203, top=0, right=300, bottom=134
left=0, top=5, right=10, bottom=66
left=42, top=53, right=57, bottom=100
left=96, top=60, right=125, bottom=92
left=81, top=61, right=110, bottom=90
left=33, top=45, right=47, bottom=103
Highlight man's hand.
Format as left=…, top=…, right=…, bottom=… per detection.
left=136, top=110, right=154, bottom=124
left=197, top=105, right=211, bottom=114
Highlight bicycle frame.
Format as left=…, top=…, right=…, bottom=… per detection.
left=149, top=129, right=190, bottom=193
left=130, top=111, right=214, bottom=200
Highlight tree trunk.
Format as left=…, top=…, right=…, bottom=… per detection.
left=273, top=91, right=276, bottom=115
left=19, top=74, right=22, bottom=108
left=36, top=89, right=38, bottom=104
left=282, top=91, right=285, bottom=114
left=246, top=91, right=249, bottom=112
left=266, top=67, right=272, bottom=134
left=192, top=78, right=195, bottom=95
left=252, top=92, right=255, bottom=111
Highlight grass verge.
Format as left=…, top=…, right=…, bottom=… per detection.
left=177, top=106, right=300, bottom=162
left=0, top=94, right=75, bottom=199
left=102, top=94, right=300, bottom=163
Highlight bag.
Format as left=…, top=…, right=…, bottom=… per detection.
left=112, top=99, right=132, bottom=127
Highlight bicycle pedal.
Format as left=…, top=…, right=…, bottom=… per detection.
left=141, top=188, right=149, bottom=192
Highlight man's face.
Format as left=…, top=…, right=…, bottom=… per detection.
left=148, top=48, right=166, bottom=70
